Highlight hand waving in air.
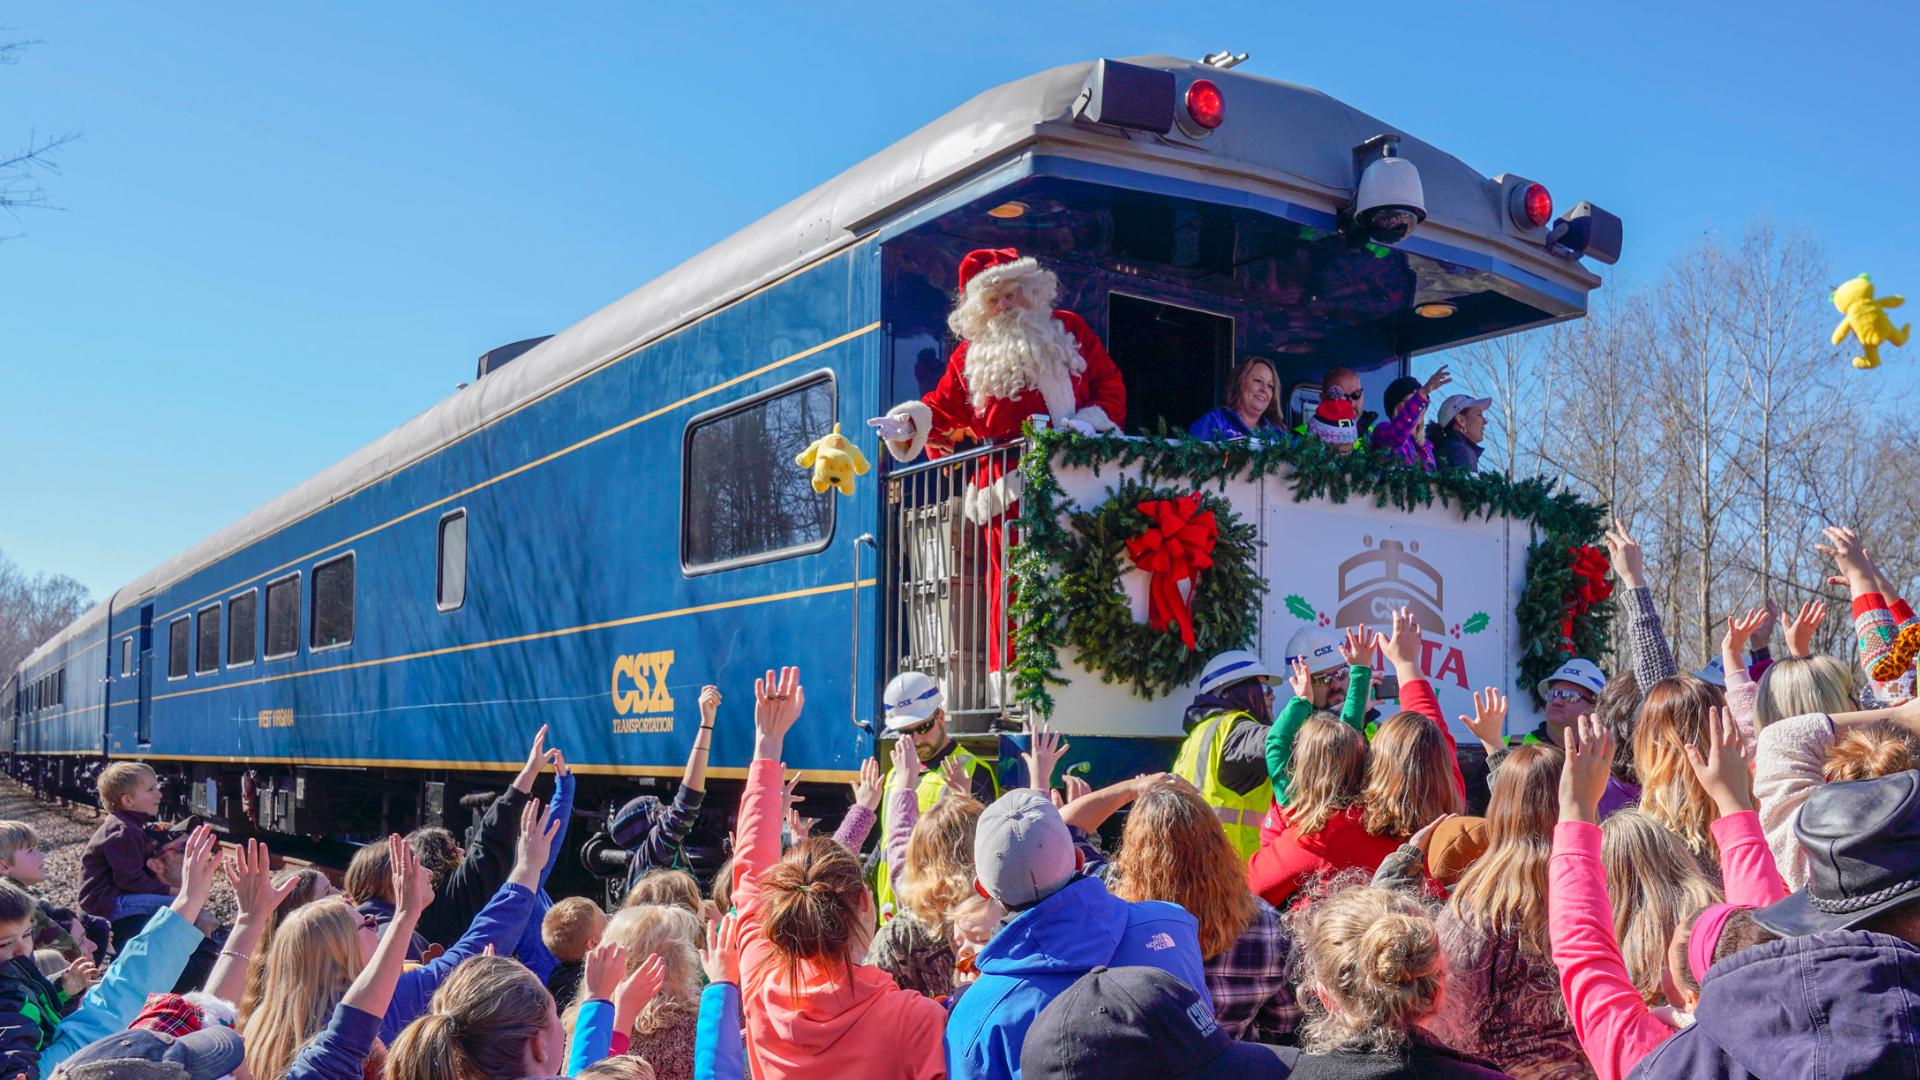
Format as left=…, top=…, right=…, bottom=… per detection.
left=753, top=667, right=805, bottom=762
left=850, top=757, right=883, bottom=813
left=1023, top=717, right=1069, bottom=792
left=1783, top=599, right=1829, bottom=659
left=1458, top=688, right=1509, bottom=757
left=1683, top=705, right=1755, bottom=817
left=1557, top=714, right=1616, bottom=825
left=1603, top=518, right=1648, bottom=591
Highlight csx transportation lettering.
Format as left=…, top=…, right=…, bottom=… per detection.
left=611, top=650, right=676, bottom=733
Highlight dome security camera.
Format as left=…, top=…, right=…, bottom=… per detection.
left=1349, top=134, right=1426, bottom=246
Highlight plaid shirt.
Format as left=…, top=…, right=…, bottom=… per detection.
left=1077, top=831, right=1299, bottom=1042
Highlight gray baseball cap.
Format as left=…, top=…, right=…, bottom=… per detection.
left=974, top=789, right=1077, bottom=908
left=53, top=1026, right=245, bottom=1080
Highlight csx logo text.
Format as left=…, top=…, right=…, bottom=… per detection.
left=612, top=651, right=676, bottom=717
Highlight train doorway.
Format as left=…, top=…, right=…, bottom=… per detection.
left=1106, top=294, right=1235, bottom=434
left=137, top=604, right=153, bottom=747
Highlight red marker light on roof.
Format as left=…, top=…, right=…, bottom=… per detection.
left=1516, top=182, right=1552, bottom=229
left=1185, top=79, right=1225, bottom=130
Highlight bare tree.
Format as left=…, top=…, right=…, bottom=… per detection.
left=1, top=35, right=79, bottom=236
left=0, top=548, right=94, bottom=679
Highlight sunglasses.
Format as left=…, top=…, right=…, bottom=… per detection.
left=895, top=718, right=936, bottom=737
left=1545, top=688, right=1594, bottom=704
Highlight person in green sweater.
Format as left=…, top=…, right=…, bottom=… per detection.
left=1268, top=628, right=1374, bottom=808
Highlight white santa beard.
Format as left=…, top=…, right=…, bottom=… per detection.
left=959, top=305, right=1085, bottom=420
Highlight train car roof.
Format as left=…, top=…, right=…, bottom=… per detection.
left=34, top=54, right=1606, bottom=669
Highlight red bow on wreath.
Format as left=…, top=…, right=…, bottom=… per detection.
left=1559, top=544, right=1614, bottom=652
left=1125, top=494, right=1218, bottom=652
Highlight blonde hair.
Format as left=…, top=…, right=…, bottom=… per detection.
left=1362, top=712, right=1464, bottom=839
left=579, top=1059, right=657, bottom=1080
left=1447, top=744, right=1560, bottom=955
left=1602, top=810, right=1721, bottom=1005
left=97, top=761, right=155, bottom=811
left=709, top=856, right=734, bottom=915
left=1632, top=677, right=1725, bottom=864
left=593, top=904, right=700, bottom=1038
left=622, top=868, right=703, bottom=918
left=543, top=896, right=607, bottom=963
left=1110, top=782, right=1256, bottom=961
left=1291, top=884, right=1444, bottom=1054
left=244, top=900, right=361, bottom=1080
left=237, top=868, right=332, bottom=1026
left=899, top=795, right=985, bottom=935
left=0, top=821, right=38, bottom=864
left=1755, top=656, right=1855, bottom=730
left=1825, top=720, right=1920, bottom=783
left=1285, top=717, right=1368, bottom=836
left=342, top=842, right=393, bottom=905
left=388, top=956, right=553, bottom=1080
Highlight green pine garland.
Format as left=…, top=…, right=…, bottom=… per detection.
left=1009, top=426, right=1614, bottom=715
left=1047, top=479, right=1261, bottom=699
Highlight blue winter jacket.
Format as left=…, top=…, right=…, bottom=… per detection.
left=380, top=881, right=536, bottom=1044
left=1630, top=929, right=1920, bottom=1079
left=285, top=1004, right=382, bottom=1080
left=945, top=875, right=1210, bottom=1080
left=514, top=769, right=575, bottom=982
left=565, top=997, right=616, bottom=1076
left=38, top=905, right=205, bottom=1074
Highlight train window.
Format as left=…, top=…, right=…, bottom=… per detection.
left=121, top=637, right=133, bottom=677
left=168, top=618, right=190, bottom=679
left=264, top=573, right=301, bottom=660
left=311, top=554, right=354, bottom=651
left=681, top=373, right=836, bottom=572
left=437, top=510, right=467, bottom=612
left=195, top=604, right=221, bottom=675
left=228, top=590, right=258, bottom=667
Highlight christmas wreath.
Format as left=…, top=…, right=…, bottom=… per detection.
left=1045, top=479, right=1262, bottom=699
left=1009, top=425, right=1615, bottom=714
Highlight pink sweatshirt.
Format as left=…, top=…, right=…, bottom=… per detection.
left=1547, top=811, right=1788, bottom=1080
left=732, top=758, right=948, bottom=1080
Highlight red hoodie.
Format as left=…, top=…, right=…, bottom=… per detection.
left=732, top=759, right=946, bottom=1080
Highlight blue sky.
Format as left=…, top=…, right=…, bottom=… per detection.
left=5, top=2, right=1917, bottom=600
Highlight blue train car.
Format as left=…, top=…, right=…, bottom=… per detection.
left=9, top=55, right=1618, bottom=863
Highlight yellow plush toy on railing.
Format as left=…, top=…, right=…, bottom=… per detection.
left=795, top=423, right=871, bottom=495
left=1832, top=274, right=1910, bottom=369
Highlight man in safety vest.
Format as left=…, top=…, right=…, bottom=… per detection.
left=1173, top=649, right=1284, bottom=860
left=874, top=671, right=999, bottom=916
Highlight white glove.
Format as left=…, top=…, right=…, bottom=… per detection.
left=867, top=414, right=913, bottom=441
left=1061, top=418, right=1097, bottom=436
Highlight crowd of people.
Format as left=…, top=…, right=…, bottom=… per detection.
left=6, top=518, right=1920, bottom=1079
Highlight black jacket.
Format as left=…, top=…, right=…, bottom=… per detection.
left=417, top=786, right=528, bottom=949
left=1277, top=1033, right=1511, bottom=1079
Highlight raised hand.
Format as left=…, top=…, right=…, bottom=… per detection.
left=58, top=958, right=100, bottom=996
left=583, top=939, right=629, bottom=1003
left=509, top=798, right=562, bottom=888
left=1379, top=607, right=1422, bottom=672
left=701, top=911, right=744, bottom=985
left=1423, top=365, right=1452, bottom=394
left=1683, top=705, right=1754, bottom=816
left=938, top=754, right=971, bottom=797
left=512, top=724, right=551, bottom=794
left=753, top=667, right=805, bottom=759
left=850, top=757, right=883, bottom=812
left=549, top=748, right=571, bottom=780
left=1288, top=656, right=1313, bottom=700
left=1784, top=599, right=1829, bottom=658
left=1722, top=608, right=1772, bottom=662
left=890, top=735, right=924, bottom=787
left=225, top=838, right=299, bottom=923
left=784, top=806, right=817, bottom=840
left=1458, top=687, right=1509, bottom=755
left=1558, top=714, right=1616, bottom=824
left=1023, top=717, right=1068, bottom=792
left=391, top=833, right=434, bottom=920
left=780, top=771, right=806, bottom=818
left=1338, top=625, right=1370, bottom=667
left=1060, top=772, right=1091, bottom=806
left=614, top=952, right=668, bottom=1032
left=177, top=825, right=220, bottom=912
left=699, top=685, right=722, bottom=729
left=1816, top=526, right=1874, bottom=591
left=1603, top=518, right=1647, bottom=590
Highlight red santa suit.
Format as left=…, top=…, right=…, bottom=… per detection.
left=873, top=248, right=1127, bottom=672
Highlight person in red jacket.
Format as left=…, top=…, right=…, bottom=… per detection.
left=867, top=247, right=1126, bottom=676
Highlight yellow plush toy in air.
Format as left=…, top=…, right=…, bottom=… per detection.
left=1831, top=274, right=1910, bottom=370
left=794, top=423, right=871, bottom=495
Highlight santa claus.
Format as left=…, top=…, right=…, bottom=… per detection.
left=867, top=247, right=1127, bottom=676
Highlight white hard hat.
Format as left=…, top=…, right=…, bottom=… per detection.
left=1536, top=658, right=1608, bottom=700
left=882, top=671, right=944, bottom=731
left=1284, top=625, right=1345, bottom=674
left=1197, top=650, right=1282, bottom=697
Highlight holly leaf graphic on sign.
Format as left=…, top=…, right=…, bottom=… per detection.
left=1462, top=612, right=1490, bottom=635
left=1284, top=594, right=1317, bottom=621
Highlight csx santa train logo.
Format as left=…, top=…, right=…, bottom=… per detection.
left=610, top=650, right=675, bottom=734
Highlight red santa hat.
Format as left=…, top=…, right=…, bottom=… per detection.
left=1308, top=396, right=1359, bottom=449
left=957, top=247, right=1022, bottom=294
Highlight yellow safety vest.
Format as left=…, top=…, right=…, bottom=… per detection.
left=874, top=744, right=997, bottom=917
left=1172, top=710, right=1272, bottom=862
